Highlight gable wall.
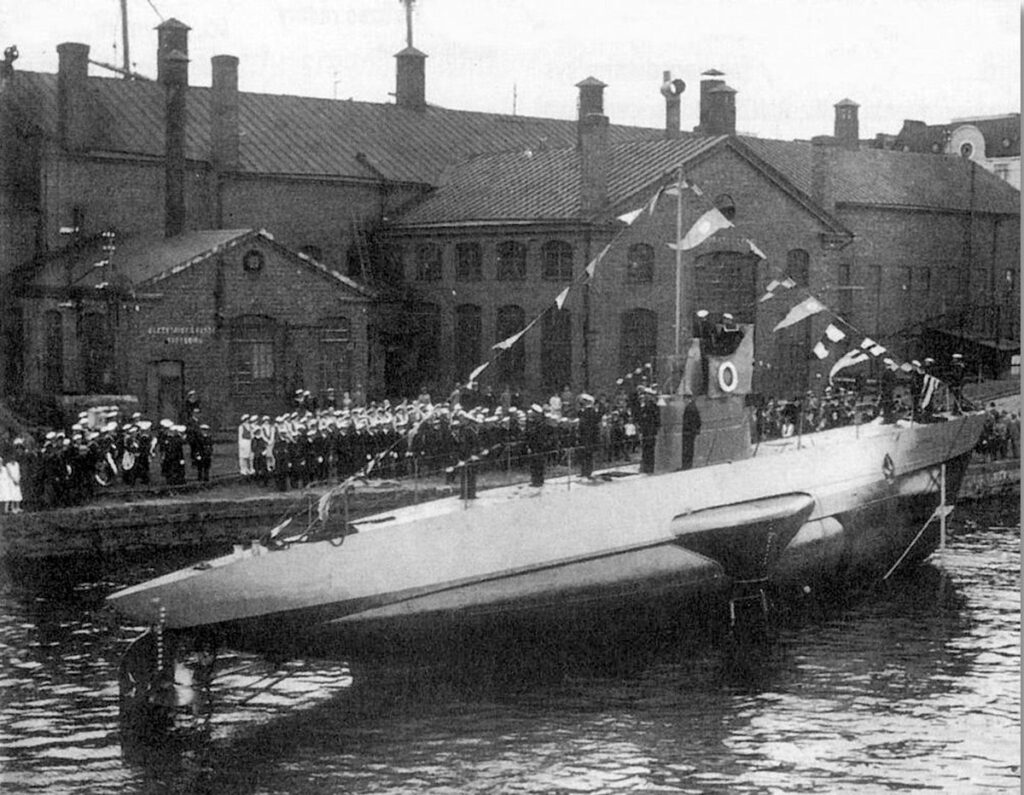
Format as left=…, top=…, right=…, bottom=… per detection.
left=120, top=239, right=370, bottom=428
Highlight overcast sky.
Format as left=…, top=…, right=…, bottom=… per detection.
left=5, top=0, right=1020, bottom=140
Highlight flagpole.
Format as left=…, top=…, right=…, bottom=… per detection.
left=674, top=167, right=684, bottom=358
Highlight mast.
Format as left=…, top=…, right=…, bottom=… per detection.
left=674, top=166, right=683, bottom=357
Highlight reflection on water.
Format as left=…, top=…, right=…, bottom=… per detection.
left=0, top=497, right=1019, bottom=794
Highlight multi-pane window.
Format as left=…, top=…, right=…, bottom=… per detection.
left=626, top=243, right=655, bottom=283
left=496, top=241, right=527, bottom=281
left=319, top=317, right=352, bottom=393
left=541, top=309, right=572, bottom=391
left=229, top=316, right=279, bottom=404
left=541, top=240, right=573, bottom=281
left=415, top=243, right=443, bottom=281
left=455, top=242, right=482, bottom=282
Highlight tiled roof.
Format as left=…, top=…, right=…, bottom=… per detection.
left=741, top=137, right=1020, bottom=214
left=70, top=228, right=373, bottom=295
left=392, top=135, right=726, bottom=226
left=7, top=70, right=653, bottom=184
left=393, top=132, right=1019, bottom=227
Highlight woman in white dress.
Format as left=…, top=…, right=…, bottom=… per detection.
left=6, top=440, right=23, bottom=513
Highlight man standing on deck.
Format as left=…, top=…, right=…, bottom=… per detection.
left=576, top=393, right=601, bottom=479
left=525, top=404, right=549, bottom=487
left=637, top=388, right=661, bottom=474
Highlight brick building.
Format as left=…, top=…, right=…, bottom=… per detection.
left=385, top=79, right=1020, bottom=397
left=18, top=228, right=372, bottom=426
left=0, top=19, right=1018, bottom=421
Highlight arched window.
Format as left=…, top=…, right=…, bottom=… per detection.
left=496, top=241, right=527, bottom=281
left=415, top=243, right=443, bottom=281
left=80, top=311, right=113, bottom=392
left=318, top=316, right=353, bottom=393
left=455, top=242, right=482, bottom=282
left=495, top=304, right=526, bottom=386
left=694, top=251, right=759, bottom=323
left=43, top=310, right=63, bottom=393
left=620, top=308, right=657, bottom=377
left=454, top=304, right=483, bottom=382
left=542, top=240, right=573, bottom=281
left=541, top=309, right=572, bottom=391
left=626, top=243, right=655, bottom=283
left=714, top=193, right=736, bottom=222
left=785, top=249, right=810, bottom=285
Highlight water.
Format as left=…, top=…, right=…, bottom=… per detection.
left=1, top=496, right=1019, bottom=794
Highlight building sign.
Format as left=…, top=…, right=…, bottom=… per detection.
left=147, top=325, right=214, bottom=345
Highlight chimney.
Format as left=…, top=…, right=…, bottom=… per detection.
left=576, top=77, right=608, bottom=216
left=211, top=55, right=239, bottom=171
left=811, top=135, right=837, bottom=214
left=833, top=98, right=860, bottom=150
left=661, top=70, right=686, bottom=140
left=162, top=47, right=189, bottom=237
left=156, top=18, right=190, bottom=82
left=395, top=46, right=427, bottom=109
left=57, top=42, right=91, bottom=152
left=697, top=68, right=724, bottom=133
left=704, top=83, right=737, bottom=136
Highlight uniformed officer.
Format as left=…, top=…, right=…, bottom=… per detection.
left=636, top=388, right=661, bottom=474
left=576, top=393, right=601, bottom=479
left=524, top=404, right=550, bottom=487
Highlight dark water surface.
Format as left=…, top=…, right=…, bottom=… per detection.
left=1, top=496, right=1019, bottom=794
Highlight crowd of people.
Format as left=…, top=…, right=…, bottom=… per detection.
left=1, top=351, right=1017, bottom=513
left=977, top=404, right=1021, bottom=461
left=236, top=384, right=664, bottom=496
left=0, top=404, right=215, bottom=512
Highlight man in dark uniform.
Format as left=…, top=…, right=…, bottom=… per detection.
left=191, top=424, right=214, bottom=482
left=162, top=425, right=187, bottom=485
left=636, top=388, right=661, bottom=474
left=681, top=398, right=702, bottom=470
left=452, top=411, right=480, bottom=499
left=576, top=393, right=601, bottom=478
left=949, top=353, right=966, bottom=412
left=524, top=404, right=549, bottom=487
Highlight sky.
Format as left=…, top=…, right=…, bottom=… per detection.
left=4, top=0, right=1020, bottom=140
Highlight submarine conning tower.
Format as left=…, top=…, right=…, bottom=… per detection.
left=653, top=317, right=754, bottom=473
